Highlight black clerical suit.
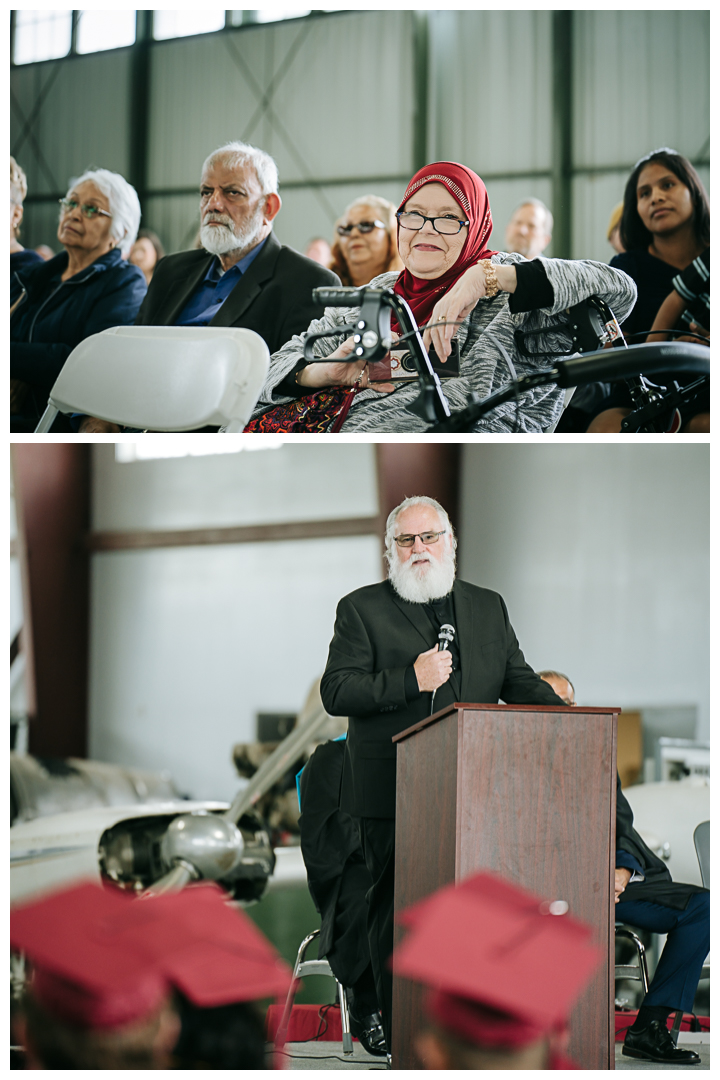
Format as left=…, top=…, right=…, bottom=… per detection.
left=320, top=578, right=565, bottom=1048
left=135, top=232, right=339, bottom=355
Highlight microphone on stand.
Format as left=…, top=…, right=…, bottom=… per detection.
left=430, top=624, right=456, bottom=716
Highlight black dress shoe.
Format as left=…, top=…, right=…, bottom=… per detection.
left=623, top=1020, right=701, bottom=1065
left=348, top=1009, right=387, bottom=1056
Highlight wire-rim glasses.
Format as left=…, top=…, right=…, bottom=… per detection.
left=394, top=530, right=446, bottom=547
left=58, top=198, right=112, bottom=220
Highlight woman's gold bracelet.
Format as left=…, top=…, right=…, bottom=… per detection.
left=479, top=259, right=500, bottom=298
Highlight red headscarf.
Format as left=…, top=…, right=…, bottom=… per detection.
left=392, top=161, right=496, bottom=331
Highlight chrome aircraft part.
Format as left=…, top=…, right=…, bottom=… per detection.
left=160, top=812, right=244, bottom=880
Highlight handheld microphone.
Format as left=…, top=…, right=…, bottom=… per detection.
left=430, top=624, right=456, bottom=715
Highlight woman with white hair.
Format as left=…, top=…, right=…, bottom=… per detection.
left=11, top=167, right=147, bottom=430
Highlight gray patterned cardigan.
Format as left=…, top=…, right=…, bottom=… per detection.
left=252, top=253, right=637, bottom=433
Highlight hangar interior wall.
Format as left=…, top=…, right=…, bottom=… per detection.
left=458, top=444, right=710, bottom=746
left=88, top=443, right=382, bottom=801
left=11, top=10, right=709, bottom=263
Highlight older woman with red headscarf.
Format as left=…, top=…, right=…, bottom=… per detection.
left=248, top=162, right=636, bottom=432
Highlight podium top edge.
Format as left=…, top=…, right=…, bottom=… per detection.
left=392, top=702, right=622, bottom=743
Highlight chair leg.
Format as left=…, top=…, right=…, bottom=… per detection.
left=34, top=405, right=59, bottom=433
left=669, top=1010, right=683, bottom=1046
left=275, top=931, right=321, bottom=1049
left=337, top=981, right=353, bottom=1055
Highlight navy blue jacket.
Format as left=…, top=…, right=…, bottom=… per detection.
left=11, top=248, right=147, bottom=419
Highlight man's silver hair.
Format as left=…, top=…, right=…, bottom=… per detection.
left=512, top=197, right=554, bottom=236
left=66, top=168, right=141, bottom=257
left=202, top=141, right=279, bottom=196
left=384, top=495, right=457, bottom=563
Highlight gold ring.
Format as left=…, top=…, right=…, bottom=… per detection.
left=438, top=315, right=447, bottom=322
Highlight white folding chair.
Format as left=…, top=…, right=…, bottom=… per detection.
left=34, top=325, right=270, bottom=433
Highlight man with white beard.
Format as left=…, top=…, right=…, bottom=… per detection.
left=134, top=141, right=338, bottom=354
left=320, top=495, right=565, bottom=1055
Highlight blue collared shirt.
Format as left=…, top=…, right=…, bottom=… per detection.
left=175, top=237, right=268, bottom=327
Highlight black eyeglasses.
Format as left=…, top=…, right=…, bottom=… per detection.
left=336, top=219, right=387, bottom=236
left=394, top=530, right=446, bottom=548
left=58, top=198, right=112, bottom=221
left=396, top=211, right=469, bottom=235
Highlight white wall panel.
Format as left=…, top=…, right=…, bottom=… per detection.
left=92, top=443, right=378, bottom=531
left=428, top=11, right=553, bottom=176
left=147, top=12, right=413, bottom=192
left=89, top=535, right=382, bottom=801
left=573, top=11, right=710, bottom=169
left=571, top=170, right=628, bottom=264
left=459, top=445, right=709, bottom=741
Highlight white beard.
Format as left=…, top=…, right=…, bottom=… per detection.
left=200, top=206, right=265, bottom=258
left=388, top=545, right=456, bottom=604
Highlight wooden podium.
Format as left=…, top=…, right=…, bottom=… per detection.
left=392, top=702, right=619, bottom=1070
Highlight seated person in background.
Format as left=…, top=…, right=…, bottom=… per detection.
left=607, top=202, right=625, bottom=255
left=84, top=140, right=340, bottom=433
left=10, top=167, right=147, bottom=431
left=11, top=879, right=290, bottom=1070
left=503, top=197, right=553, bottom=260
left=10, top=156, right=44, bottom=303
left=538, top=670, right=709, bottom=1066
left=129, top=227, right=165, bottom=285
left=536, top=669, right=575, bottom=705
left=328, top=195, right=403, bottom=287
left=247, top=161, right=635, bottom=433
left=304, top=236, right=333, bottom=267
left=587, top=148, right=710, bottom=433
left=135, top=140, right=338, bottom=351
left=393, top=871, right=602, bottom=1069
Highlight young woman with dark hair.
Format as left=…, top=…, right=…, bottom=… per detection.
left=587, top=148, right=709, bottom=432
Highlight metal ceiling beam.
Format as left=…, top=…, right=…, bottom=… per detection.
left=551, top=11, right=573, bottom=259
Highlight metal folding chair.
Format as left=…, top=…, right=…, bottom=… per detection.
left=275, top=930, right=353, bottom=1054
left=615, top=924, right=651, bottom=998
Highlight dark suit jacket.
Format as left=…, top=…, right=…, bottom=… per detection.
left=320, top=579, right=565, bottom=818
left=134, top=232, right=340, bottom=355
left=616, top=775, right=707, bottom=911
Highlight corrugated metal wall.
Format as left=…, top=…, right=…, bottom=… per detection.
left=11, top=10, right=709, bottom=262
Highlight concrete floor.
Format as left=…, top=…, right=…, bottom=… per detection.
left=273, top=1034, right=709, bottom=1070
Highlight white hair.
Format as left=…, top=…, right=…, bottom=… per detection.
left=202, top=141, right=279, bottom=196
left=511, top=197, right=554, bottom=235
left=66, top=168, right=141, bottom=257
left=384, top=495, right=457, bottom=563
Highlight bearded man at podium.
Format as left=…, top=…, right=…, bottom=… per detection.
left=320, top=495, right=564, bottom=1051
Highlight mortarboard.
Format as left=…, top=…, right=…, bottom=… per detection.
left=11, top=880, right=292, bottom=1031
left=392, top=871, right=602, bottom=1048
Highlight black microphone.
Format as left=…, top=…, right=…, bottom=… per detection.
left=313, top=287, right=365, bottom=307
left=430, top=624, right=456, bottom=715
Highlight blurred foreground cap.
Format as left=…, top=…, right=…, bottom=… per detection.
left=11, top=880, right=292, bottom=1030
left=393, top=872, right=602, bottom=1048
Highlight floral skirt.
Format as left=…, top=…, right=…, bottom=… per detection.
left=244, top=387, right=356, bottom=433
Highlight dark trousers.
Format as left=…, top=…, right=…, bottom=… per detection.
left=357, top=817, right=396, bottom=1050
left=619, top=891, right=710, bottom=1013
